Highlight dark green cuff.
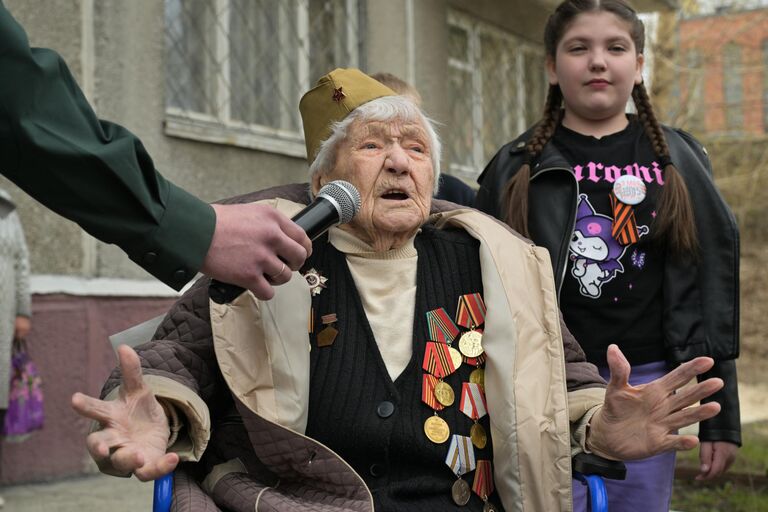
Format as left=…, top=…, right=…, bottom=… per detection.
left=127, top=184, right=216, bottom=290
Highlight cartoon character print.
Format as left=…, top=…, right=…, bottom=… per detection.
left=569, top=195, right=649, bottom=298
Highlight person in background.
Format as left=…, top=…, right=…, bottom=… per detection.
left=0, top=188, right=31, bottom=509
left=370, top=72, right=476, bottom=207
left=476, top=1, right=740, bottom=511
left=0, top=2, right=311, bottom=299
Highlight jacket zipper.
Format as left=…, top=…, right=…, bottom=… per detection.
left=529, top=165, right=579, bottom=300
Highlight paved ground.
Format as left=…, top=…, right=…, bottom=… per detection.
left=1, top=472, right=153, bottom=511
left=2, top=382, right=766, bottom=511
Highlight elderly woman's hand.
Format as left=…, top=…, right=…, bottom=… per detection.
left=585, top=344, right=723, bottom=461
left=71, top=345, right=179, bottom=481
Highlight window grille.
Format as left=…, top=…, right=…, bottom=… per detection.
left=164, top=0, right=364, bottom=157
left=447, top=11, right=546, bottom=180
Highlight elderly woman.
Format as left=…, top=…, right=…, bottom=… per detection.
left=72, top=69, right=722, bottom=512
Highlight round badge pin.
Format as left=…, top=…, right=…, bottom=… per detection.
left=612, top=175, right=646, bottom=205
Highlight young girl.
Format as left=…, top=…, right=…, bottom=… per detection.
left=475, top=1, right=740, bottom=510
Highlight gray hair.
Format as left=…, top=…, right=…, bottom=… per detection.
left=308, top=95, right=442, bottom=194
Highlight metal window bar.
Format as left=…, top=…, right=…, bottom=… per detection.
left=164, top=0, right=362, bottom=147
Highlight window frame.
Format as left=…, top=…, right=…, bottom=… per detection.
left=163, top=0, right=361, bottom=158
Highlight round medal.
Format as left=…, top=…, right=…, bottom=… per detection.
left=459, top=330, right=484, bottom=358
left=470, top=422, right=488, bottom=449
left=434, top=381, right=455, bottom=407
left=612, top=174, right=646, bottom=205
left=424, top=415, right=450, bottom=444
left=451, top=478, right=472, bottom=506
left=447, top=346, right=463, bottom=372
left=469, top=368, right=485, bottom=388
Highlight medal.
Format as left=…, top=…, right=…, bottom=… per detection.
left=303, top=268, right=328, bottom=296
left=470, top=422, right=488, bottom=450
left=469, top=368, right=485, bottom=388
left=422, top=374, right=445, bottom=411
left=426, top=307, right=460, bottom=344
left=459, top=330, right=484, bottom=358
left=473, top=460, right=496, bottom=511
left=464, top=352, right=487, bottom=366
left=422, top=341, right=458, bottom=378
left=317, top=313, right=338, bottom=347
left=612, top=174, right=646, bottom=205
left=451, top=478, right=472, bottom=506
left=424, top=414, right=450, bottom=444
left=434, top=380, right=455, bottom=407
left=308, top=307, right=315, bottom=334
left=446, top=434, right=476, bottom=505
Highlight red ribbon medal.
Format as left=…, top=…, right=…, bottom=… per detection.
left=426, top=307, right=460, bottom=343
left=422, top=341, right=458, bottom=378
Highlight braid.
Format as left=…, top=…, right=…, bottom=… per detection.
left=632, top=82, right=698, bottom=257
left=502, top=85, right=563, bottom=236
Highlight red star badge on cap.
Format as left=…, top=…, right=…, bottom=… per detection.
left=332, top=86, right=346, bottom=102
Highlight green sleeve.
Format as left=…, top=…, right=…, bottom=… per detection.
left=0, top=2, right=215, bottom=290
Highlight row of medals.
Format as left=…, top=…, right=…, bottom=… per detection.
left=423, top=326, right=497, bottom=511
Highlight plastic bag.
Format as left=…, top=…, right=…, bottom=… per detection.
left=3, top=338, right=44, bottom=441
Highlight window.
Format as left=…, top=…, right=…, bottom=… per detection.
left=722, top=42, right=742, bottom=133
left=164, top=0, right=364, bottom=157
left=447, top=11, right=546, bottom=180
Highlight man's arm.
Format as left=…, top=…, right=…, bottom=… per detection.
left=0, top=3, right=310, bottom=293
left=0, top=2, right=214, bottom=289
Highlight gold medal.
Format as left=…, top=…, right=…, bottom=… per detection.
left=447, top=346, right=463, bottom=372
left=470, top=422, right=487, bottom=449
left=469, top=368, right=485, bottom=388
left=459, top=330, right=484, bottom=358
left=434, top=381, right=455, bottom=407
left=451, top=478, right=471, bottom=506
left=424, top=415, right=450, bottom=444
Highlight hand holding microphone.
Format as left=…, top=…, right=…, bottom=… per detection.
left=208, top=181, right=361, bottom=304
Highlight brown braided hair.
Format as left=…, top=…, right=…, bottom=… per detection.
left=502, top=0, right=698, bottom=255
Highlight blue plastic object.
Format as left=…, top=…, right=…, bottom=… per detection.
left=573, top=472, right=608, bottom=512
left=153, top=473, right=173, bottom=512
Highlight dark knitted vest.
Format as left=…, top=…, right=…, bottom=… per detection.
left=304, top=226, right=505, bottom=512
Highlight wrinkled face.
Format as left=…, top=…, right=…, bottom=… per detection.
left=547, top=11, right=643, bottom=124
left=315, top=118, right=434, bottom=242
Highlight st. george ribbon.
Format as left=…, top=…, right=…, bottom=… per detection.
left=208, top=180, right=361, bottom=304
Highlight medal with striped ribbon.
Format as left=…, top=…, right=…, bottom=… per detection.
left=445, top=434, right=476, bottom=506
left=422, top=341, right=458, bottom=379
left=473, top=460, right=497, bottom=511
left=455, top=293, right=487, bottom=329
left=610, top=191, right=640, bottom=245
left=460, top=382, right=489, bottom=449
left=422, top=373, right=445, bottom=411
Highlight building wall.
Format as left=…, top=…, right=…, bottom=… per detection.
left=679, top=8, right=768, bottom=136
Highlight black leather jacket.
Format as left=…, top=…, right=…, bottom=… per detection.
left=476, top=124, right=741, bottom=445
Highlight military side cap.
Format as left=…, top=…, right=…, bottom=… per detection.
left=300, top=68, right=395, bottom=163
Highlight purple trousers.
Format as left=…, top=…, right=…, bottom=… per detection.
left=572, top=361, right=677, bottom=512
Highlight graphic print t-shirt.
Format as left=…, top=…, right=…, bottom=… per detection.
left=552, top=120, right=666, bottom=366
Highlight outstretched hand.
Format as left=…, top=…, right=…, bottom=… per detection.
left=71, top=345, right=178, bottom=481
left=586, top=344, right=723, bottom=461
left=201, top=203, right=312, bottom=300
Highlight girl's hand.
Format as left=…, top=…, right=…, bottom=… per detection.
left=71, top=345, right=179, bottom=481
left=586, top=345, right=723, bottom=461
left=14, top=315, right=30, bottom=339
left=697, top=441, right=738, bottom=480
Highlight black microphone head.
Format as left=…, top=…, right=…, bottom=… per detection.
left=317, top=180, right=361, bottom=224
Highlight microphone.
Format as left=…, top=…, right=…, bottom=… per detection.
left=209, top=180, right=361, bottom=304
